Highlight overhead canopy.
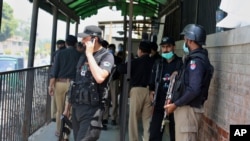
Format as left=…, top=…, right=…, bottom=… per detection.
left=31, top=0, right=168, bottom=22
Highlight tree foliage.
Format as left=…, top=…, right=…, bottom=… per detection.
left=0, top=2, right=18, bottom=42
left=15, top=19, right=31, bottom=41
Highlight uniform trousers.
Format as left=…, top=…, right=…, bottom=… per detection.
left=149, top=108, right=175, bottom=141
left=129, top=87, right=152, bottom=141
left=174, top=106, right=203, bottom=141
left=54, top=81, right=70, bottom=133
left=110, top=79, right=119, bottom=121
left=72, top=104, right=99, bottom=141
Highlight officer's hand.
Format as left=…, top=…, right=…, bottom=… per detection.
left=149, top=91, right=155, bottom=103
left=165, top=99, right=171, bottom=105
left=85, top=38, right=95, bottom=56
left=63, top=109, right=70, bottom=118
left=164, top=103, right=177, bottom=114
left=48, top=87, right=54, bottom=96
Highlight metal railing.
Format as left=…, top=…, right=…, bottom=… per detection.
left=0, top=66, right=51, bottom=141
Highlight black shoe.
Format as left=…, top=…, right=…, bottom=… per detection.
left=51, top=118, right=56, bottom=122
left=111, top=120, right=117, bottom=125
left=102, top=124, right=107, bottom=130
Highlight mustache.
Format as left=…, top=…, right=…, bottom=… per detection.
left=162, top=51, right=171, bottom=53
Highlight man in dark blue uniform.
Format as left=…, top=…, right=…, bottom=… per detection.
left=164, top=24, right=213, bottom=141
left=149, top=37, right=182, bottom=141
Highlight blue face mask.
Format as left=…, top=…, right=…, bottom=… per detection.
left=183, top=42, right=189, bottom=54
left=161, top=51, right=174, bottom=60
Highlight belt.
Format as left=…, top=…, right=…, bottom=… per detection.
left=56, top=78, right=71, bottom=82
left=131, top=85, right=147, bottom=88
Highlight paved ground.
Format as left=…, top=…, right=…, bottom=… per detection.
left=28, top=121, right=123, bottom=141
left=29, top=120, right=170, bottom=141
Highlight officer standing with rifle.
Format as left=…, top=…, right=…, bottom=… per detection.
left=164, top=24, right=213, bottom=141
left=63, top=25, right=114, bottom=141
left=149, top=37, right=182, bottom=141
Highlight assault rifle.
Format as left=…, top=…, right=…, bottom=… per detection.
left=160, top=71, right=178, bottom=132
left=59, top=115, right=72, bottom=141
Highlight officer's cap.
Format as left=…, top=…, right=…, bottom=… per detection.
left=78, top=25, right=102, bottom=39
left=160, top=37, right=175, bottom=46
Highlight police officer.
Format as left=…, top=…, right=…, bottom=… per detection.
left=164, top=24, right=212, bottom=141
left=150, top=41, right=161, bottom=62
left=118, top=40, right=154, bottom=141
left=49, top=35, right=81, bottom=137
left=149, top=37, right=182, bottom=141
left=63, top=25, right=114, bottom=141
left=50, top=39, right=66, bottom=122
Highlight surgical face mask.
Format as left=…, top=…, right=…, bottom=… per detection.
left=161, top=51, right=174, bottom=60
left=182, top=42, right=189, bottom=54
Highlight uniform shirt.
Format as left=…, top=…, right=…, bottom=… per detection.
left=75, top=47, right=114, bottom=83
left=50, top=46, right=81, bottom=80
left=112, top=55, right=122, bottom=80
left=52, top=46, right=66, bottom=64
left=49, top=46, right=66, bottom=78
left=149, top=55, right=182, bottom=109
left=174, top=48, right=209, bottom=107
left=151, top=52, right=162, bottom=63
left=118, top=54, right=154, bottom=87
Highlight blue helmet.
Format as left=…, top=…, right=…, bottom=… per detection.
left=181, top=24, right=206, bottom=45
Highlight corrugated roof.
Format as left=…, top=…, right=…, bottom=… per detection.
left=34, top=0, right=168, bottom=22
left=67, top=0, right=161, bottom=19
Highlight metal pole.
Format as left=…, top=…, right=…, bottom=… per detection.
left=27, top=0, right=39, bottom=68
left=50, top=6, right=58, bottom=64
left=66, top=17, right=70, bottom=38
left=22, top=70, right=35, bottom=141
left=22, top=0, right=39, bottom=140
left=123, top=5, right=128, bottom=60
left=0, top=0, right=3, bottom=31
left=75, top=21, right=79, bottom=36
left=120, top=1, right=133, bottom=141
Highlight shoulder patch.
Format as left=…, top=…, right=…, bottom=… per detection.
left=190, top=60, right=196, bottom=70
left=103, top=61, right=111, bottom=67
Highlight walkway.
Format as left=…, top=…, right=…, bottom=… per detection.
left=28, top=121, right=122, bottom=141
left=28, top=121, right=171, bottom=141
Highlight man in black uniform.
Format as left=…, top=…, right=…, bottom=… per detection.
left=149, top=37, right=182, bottom=141
left=52, top=40, right=66, bottom=64
left=49, top=35, right=81, bottom=137
left=164, top=24, right=213, bottom=141
left=50, top=39, right=66, bottom=122
left=63, top=25, right=114, bottom=141
left=150, top=41, right=161, bottom=62
left=118, top=40, right=154, bottom=141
